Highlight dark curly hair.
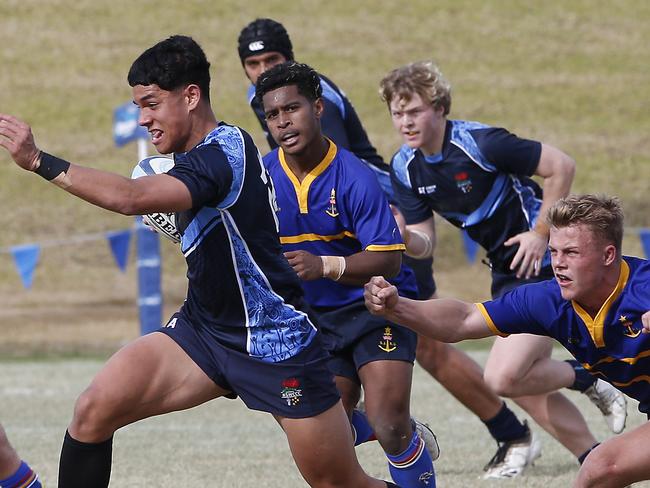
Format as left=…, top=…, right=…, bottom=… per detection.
left=128, top=35, right=211, bottom=101
left=255, top=61, right=321, bottom=107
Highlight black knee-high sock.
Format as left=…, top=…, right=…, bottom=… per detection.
left=58, top=430, right=113, bottom=488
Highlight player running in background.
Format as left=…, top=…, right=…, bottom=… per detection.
left=256, top=60, right=436, bottom=487
left=238, top=18, right=547, bottom=479
left=379, top=61, right=627, bottom=478
left=0, top=35, right=399, bottom=488
left=0, top=425, right=41, bottom=488
left=365, top=194, right=650, bottom=488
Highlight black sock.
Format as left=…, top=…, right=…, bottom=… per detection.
left=565, top=359, right=597, bottom=392
left=58, top=430, right=113, bottom=488
left=578, top=443, right=600, bottom=464
left=483, top=402, right=528, bottom=443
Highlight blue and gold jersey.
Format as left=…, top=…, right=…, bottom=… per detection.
left=477, top=256, right=650, bottom=413
left=391, top=120, right=543, bottom=271
left=263, top=141, right=416, bottom=308
left=167, top=123, right=316, bottom=363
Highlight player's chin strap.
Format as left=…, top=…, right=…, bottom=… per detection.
left=35, top=151, right=72, bottom=189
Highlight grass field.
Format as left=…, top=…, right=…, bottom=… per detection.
left=3, top=351, right=649, bottom=487
left=1, top=1, right=649, bottom=487
left=0, top=0, right=648, bottom=354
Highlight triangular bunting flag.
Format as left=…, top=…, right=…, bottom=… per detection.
left=10, top=244, right=40, bottom=289
left=640, top=230, right=650, bottom=260
left=461, top=229, right=479, bottom=263
left=106, top=229, right=132, bottom=272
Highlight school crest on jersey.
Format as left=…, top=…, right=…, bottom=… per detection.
left=326, top=188, right=339, bottom=217
left=281, top=378, right=303, bottom=406
left=455, top=171, right=473, bottom=194
left=378, top=326, right=397, bottom=352
left=619, top=315, right=641, bottom=338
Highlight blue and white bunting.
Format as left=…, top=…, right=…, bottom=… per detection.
left=106, top=229, right=132, bottom=272
left=10, top=244, right=40, bottom=289
left=461, top=230, right=479, bottom=263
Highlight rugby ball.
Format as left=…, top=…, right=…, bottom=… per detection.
left=131, top=156, right=181, bottom=243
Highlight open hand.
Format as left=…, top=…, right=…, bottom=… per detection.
left=504, top=230, right=548, bottom=279
left=284, top=250, right=323, bottom=281
left=0, top=114, right=41, bottom=171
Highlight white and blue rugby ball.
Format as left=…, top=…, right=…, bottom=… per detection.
left=131, top=156, right=181, bottom=243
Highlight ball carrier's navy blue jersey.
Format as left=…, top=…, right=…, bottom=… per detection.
left=391, top=120, right=544, bottom=271
left=167, top=123, right=316, bottom=363
left=248, top=74, right=392, bottom=197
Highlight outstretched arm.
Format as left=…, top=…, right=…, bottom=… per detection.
left=504, top=143, right=575, bottom=278
left=363, top=275, right=494, bottom=342
left=0, top=114, right=192, bottom=215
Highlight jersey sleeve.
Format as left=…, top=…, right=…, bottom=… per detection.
left=389, top=164, right=433, bottom=225
left=168, top=144, right=233, bottom=208
left=477, top=283, right=551, bottom=337
left=345, top=165, right=405, bottom=252
left=471, top=127, right=542, bottom=176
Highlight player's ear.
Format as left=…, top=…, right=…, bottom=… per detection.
left=603, top=243, right=617, bottom=266
left=314, top=98, right=324, bottom=118
left=185, top=84, right=202, bottom=110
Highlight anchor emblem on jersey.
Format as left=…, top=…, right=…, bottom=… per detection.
left=619, top=315, right=641, bottom=338
left=325, top=188, right=339, bottom=217
left=378, top=326, right=397, bottom=352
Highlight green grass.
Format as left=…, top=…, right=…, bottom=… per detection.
left=3, top=352, right=648, bottom=487
left=0, top=0, right=648, bottom=352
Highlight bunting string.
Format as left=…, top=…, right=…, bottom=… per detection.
left=2, top=226, right=649, bottom=289
left=0, top=227, right=134, bottom=289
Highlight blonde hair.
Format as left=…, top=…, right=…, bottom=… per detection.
left=379, top=61, right=452, bottom=115
left=547, top=194, right=624, bottom=252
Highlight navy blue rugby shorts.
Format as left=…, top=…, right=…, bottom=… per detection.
left=313, top=301, right=417, bottom=384
left=158, top=312, right=340, bottom=419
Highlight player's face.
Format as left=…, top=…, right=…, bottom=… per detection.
left=243, top=51, right=288, bottom=85
left=389, top=93, right=445, bottom=155
left=133, top=84, right=193, bottom=154
left=263, top=84, right=323, bottom=156
left=549, top=224, right=617, bottom=307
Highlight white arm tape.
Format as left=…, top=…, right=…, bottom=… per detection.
left=405, top=229, right=433, bottom=259
left=321, top=255, right=346, bottom=281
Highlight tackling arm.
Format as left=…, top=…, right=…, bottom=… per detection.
left=364, top=275, right=493, bottom=342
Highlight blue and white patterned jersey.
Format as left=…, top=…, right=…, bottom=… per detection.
left=167, top=123, right=316, bottom=362
left=391, top=119, right=543, bottom=271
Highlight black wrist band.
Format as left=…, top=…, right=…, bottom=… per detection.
left=35, top=152, right=71, bottom=181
